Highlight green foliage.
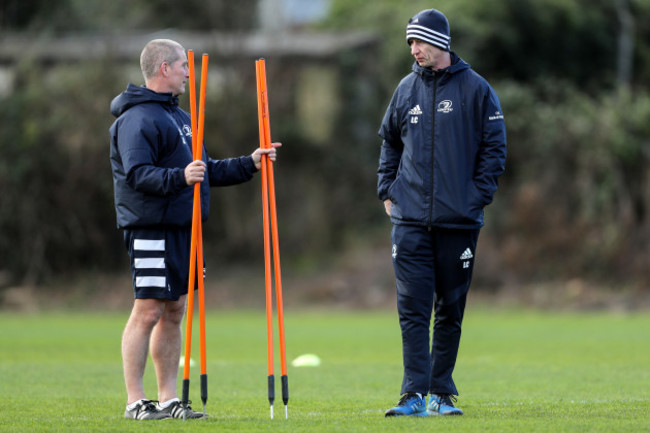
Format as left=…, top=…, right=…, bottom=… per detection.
left=0, top=0, right=258, bottom=32
left=0, top=309, right=649, bottom=431
left=0, top=60, right=125, bottom=282
left=494, top=81, right=650, bottom=280
left=461, top=0, right=618, bottom=90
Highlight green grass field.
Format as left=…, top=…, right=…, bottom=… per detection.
left=1, top=307, right=649, bottom=432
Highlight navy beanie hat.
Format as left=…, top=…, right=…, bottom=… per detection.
left=406, top=9, right=451, bottom=51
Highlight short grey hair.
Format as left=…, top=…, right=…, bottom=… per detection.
left=140, top=39, right=185, bottom=81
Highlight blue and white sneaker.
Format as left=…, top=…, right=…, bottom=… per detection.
left=385, top=393, right=427, bottom=417
left=427, top=394, right=463, bottom=416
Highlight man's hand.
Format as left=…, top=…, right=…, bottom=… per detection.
left=384, top=199, right=392, bottom=217
left=251, top=142, right=282, bottom=170
left=185, top=160, right=206, bottom=185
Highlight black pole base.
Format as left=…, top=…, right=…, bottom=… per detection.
left=200, top=373, right=208, bottom=414
left=281, top=375, right=289, bottom=406
left=182, top=378, right=190, bottom=407
left=268, top=374, right=275, bottom=419
left=267, top=374, right=275, bottom=405
left=181, top=378, right=190, bottom=421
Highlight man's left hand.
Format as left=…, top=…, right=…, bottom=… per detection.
left=252, top=142, right=282, bottom=170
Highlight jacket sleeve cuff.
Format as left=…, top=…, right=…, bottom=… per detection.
left=173, top=167, right=188, bottom=193
left=243, top=155, right=258, bottom=174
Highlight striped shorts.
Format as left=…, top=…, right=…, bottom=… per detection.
left=123, top=227, right=199, bottom=301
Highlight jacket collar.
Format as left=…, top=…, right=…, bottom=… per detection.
left=411, top=51, right=470, bottom=78
left=110, top=84, right=179, bottom=117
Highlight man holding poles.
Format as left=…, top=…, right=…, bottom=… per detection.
left=109, top=38, right=280, bottom=420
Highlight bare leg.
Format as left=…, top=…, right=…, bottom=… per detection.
left=150, top=295, right=187, bottom=403
left=122, top=298, right=165, bottom=404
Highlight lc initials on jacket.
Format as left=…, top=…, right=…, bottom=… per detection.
left=377, top=53, right=507, bottom=229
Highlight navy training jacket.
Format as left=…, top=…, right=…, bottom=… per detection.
left=109, top=84, right=257, bottom=229
left=377, top=53, right=507, bottom=229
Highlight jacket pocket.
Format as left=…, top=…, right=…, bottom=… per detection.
left=387, top=174, right=401, bottom=203
left=468, top=182, right=488, bottom=214
left=387, top=176, right=404, bottom=220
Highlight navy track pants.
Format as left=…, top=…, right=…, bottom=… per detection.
left=391, top=224, right=479, bottom=396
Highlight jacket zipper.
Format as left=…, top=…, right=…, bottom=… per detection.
left=428, top=74, right=439, bottom=229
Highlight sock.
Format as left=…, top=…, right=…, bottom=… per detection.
left=158, top=397, right=180, bottom=409
left=126, top=399, right=146, bottom=410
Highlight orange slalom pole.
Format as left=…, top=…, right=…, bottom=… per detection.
left=182, top=50, right=198, bottom=417
left=259, top=62, right=287, bottom=378
left=260, top=59, right=289, bottom=420
left=256, top=59, right=275, bottom=420
left=196, top=53, right=209, bottom=415
left=256, top=58, right=289, bottom=419
left=263, top=94, right=289, bottom=419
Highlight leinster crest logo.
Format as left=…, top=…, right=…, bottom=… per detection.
left=437, top=100, right=453, bottom=113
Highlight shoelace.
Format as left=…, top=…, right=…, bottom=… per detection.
left=168, top=400, right=196, bottom=413
left=438, top=394, right=457, bottom=406
left=136, top=399, right=159, bottom=413
left=168, top=400, right=192, bottom=406
left=397, top=393, right=421, bottom=406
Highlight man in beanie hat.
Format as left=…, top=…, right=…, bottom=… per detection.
left=378, top=9, right=506, bottom=417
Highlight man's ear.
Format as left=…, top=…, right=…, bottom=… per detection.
left=160, top=62, right=168, bottom=77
